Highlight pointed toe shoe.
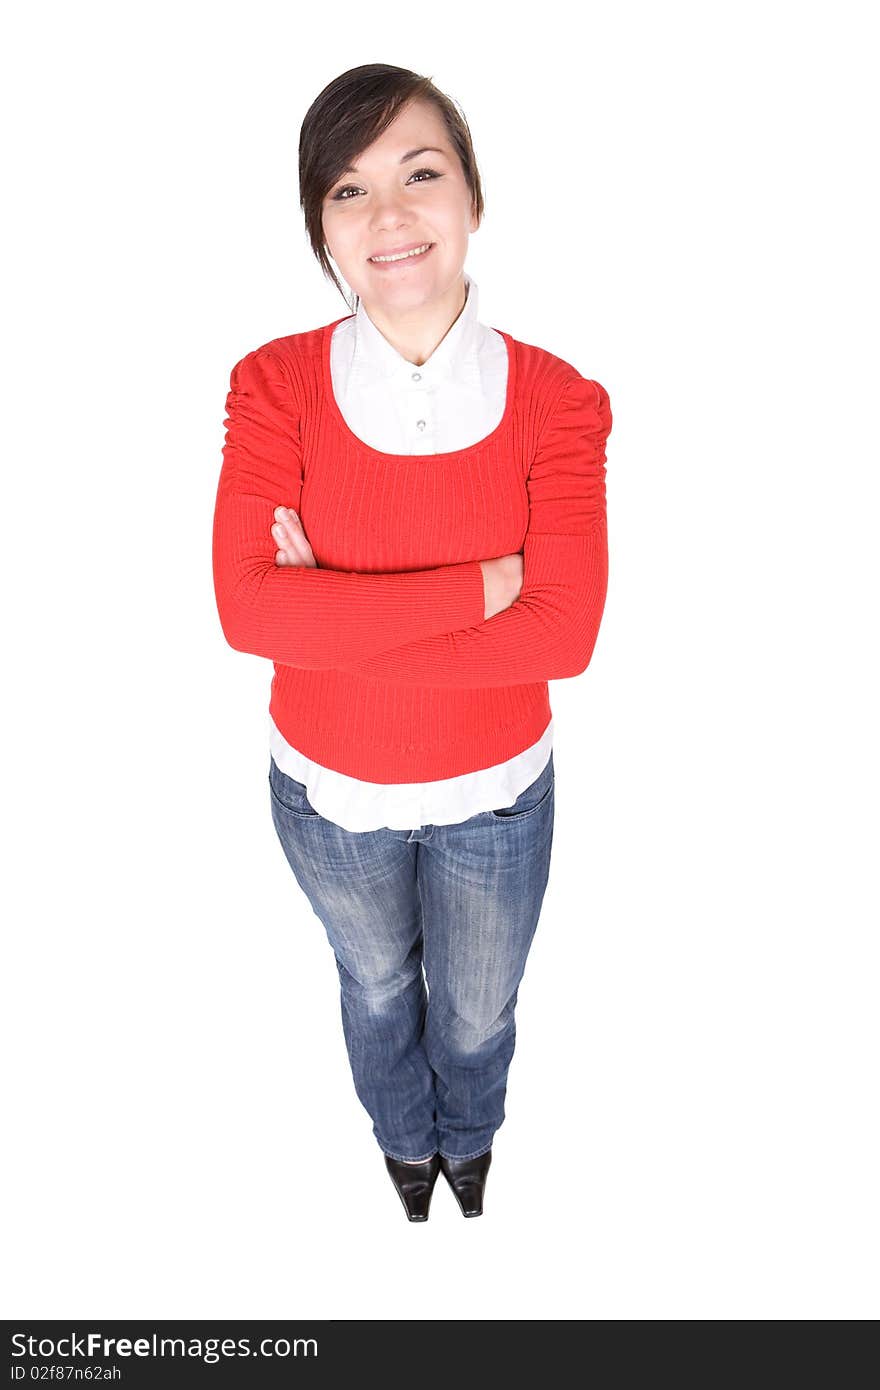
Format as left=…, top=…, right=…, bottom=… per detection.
left=384, top=1152, right=442, bottom=1222
left=439, top=1148, right=493, bottom=1217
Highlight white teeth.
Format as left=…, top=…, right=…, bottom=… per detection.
left=370, top=243, right=432, bottom=263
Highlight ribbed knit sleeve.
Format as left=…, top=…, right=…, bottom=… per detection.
left=212, top=348, right=486, bottom=668
left=337, top=374, right=611, bottom=687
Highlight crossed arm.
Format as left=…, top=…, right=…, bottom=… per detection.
left=212, top=348, right=488, bottom=668
left=213, top=347, right=611, bottom=686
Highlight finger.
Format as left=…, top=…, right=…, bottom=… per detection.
left=272, top=519, right=302, bottom=554
left=289, top=531, right=311, bottom=562
left=272, top=509, right=315, bottom=566
left=272, top=524, right=309, bottom=566
left=274, top=542, right=301, bottom=565
left=273, top=515, right=306, bottom=548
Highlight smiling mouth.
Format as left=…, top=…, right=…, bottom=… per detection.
left=368, top=242, right=435, bottom=266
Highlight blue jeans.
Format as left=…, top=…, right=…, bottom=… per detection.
left=268, top=750, right=555, bottom=1162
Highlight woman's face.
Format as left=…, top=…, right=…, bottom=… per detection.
left=322, top=98, right=479, bottom=317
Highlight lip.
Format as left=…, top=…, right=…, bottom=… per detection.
left=367, top=241, right=435, bottom=267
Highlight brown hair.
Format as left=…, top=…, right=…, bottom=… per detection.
left=299, top=64, right=485, bottom=313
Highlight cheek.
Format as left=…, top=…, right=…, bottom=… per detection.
left=323, top=207, right=359, bottom=246
left=434, top=196, right=475, bottom=237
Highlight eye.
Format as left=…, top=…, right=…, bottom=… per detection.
left=330, top=167, right=443, bottom=201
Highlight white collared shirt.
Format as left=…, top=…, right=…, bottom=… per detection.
left=269, top=273, right=553, bottom=831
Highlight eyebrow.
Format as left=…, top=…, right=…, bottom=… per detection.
left=340, top=146, right=448, bottom=176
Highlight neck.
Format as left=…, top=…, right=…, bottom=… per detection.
left=362, top=277, right=469, bottom=366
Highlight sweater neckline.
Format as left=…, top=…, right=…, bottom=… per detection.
left=321, top=315, right=517, bottom=463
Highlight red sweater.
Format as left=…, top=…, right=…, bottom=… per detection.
left=212, top=317, right=612, bottom=783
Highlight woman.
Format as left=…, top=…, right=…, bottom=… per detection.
left=212, top=64, right=612, bottom=1222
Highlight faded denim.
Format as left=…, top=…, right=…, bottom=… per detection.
left=268, top=750, right=555, bottom=1162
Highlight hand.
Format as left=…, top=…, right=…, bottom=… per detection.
left=272, top=506, right=317, bottom=567
left=479, top=553, right=524, bottom=621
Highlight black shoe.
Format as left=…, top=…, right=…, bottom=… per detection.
left=384, top=1152, right=442, bottom=1222
left=439, top=1148, right=492, bottom=1217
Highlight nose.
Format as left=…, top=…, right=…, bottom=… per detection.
left=370, top=191, right=412, bottom=227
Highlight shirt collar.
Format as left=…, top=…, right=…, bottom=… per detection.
left=352, top=273, right=480, bottom=386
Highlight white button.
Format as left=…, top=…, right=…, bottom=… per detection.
left=411, top=371, right=422, bottom=382
left=416, top=419, right=426, bottom=430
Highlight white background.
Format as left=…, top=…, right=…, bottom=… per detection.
left=3, top=0, right=877, bottom=1320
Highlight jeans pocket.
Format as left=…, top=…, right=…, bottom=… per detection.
left=268, top=758, right=321, bottom=818
left=489, top=755, right=555, bottom=821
